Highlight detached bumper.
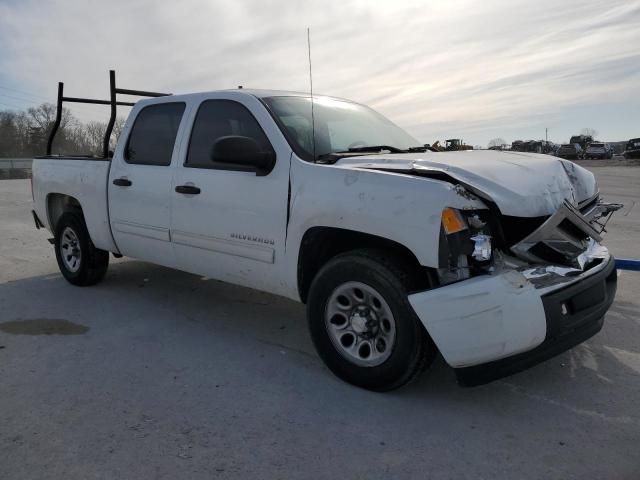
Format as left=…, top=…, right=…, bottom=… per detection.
left=408, top=254, right=617, bottom=386
left=456, top=256, right=616, bottom=386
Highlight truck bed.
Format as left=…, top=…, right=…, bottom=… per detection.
left=31, top=156, right=118, bottom=253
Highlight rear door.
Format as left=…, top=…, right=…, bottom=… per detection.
left=108, top=101, right=187, bottom=267
left=170, top=96, right=291, bottom=294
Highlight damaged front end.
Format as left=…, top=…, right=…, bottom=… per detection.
left=354, top=155, right=622, bottom=382
left=410, top=188, right=621, bottom=381
left=354, top=154, right=620, bottom=281
left=508, top=197, right=622, bottom=269
left=437, top=190, right=622, bottom=286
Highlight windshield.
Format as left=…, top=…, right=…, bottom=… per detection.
left=262, top=96, right=421, bottom=161
left=588, top=143, right=604, bottom=148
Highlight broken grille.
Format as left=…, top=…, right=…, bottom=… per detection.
left=510, top=199, right=621, bottom=267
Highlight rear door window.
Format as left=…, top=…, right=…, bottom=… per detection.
left=125, top=103, right=186, bottom=166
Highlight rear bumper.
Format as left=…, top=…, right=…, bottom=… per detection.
left=408, top=252, right=617, bottom=385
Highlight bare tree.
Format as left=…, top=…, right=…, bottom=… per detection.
left=581, top=128, right=597, bottom=139
left=84, top=121, right=106, bottom=155
left=488, top=138, right=506, bottom=148
left=13, top=112, right=32, bottom=155
left=27, top=103, right=74, bottom=132
left=0, top=104, right=128, bottom=158
left=26, top=103, right=76, bottom=153
left=0, top=111, right=19, bottom=156
left=109, top=117, right=126, bottom=150
left=77, top=116, right=127, bottom=156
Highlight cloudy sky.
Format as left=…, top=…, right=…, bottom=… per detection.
left=1, top=0, right=639, bottom=146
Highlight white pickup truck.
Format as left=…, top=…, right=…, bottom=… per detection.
left=31, top=73, right=621, bottom=390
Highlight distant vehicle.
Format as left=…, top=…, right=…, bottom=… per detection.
left=546, top=142, right=560, bottom=156
left=511, top=140, right=557, bottom=155
left=557, top=143, right=583, bottom=160
left=445, top=139, right=473, bottom=151
left=584, top=142, right=612, bottom=160
left=524, top=140, right=554, bottom=154
left=569, top=135, right=593, bottom=151
left=511, top=140, right=524, bottom=151
left=430, top=140, right=445, bottom=151
left=623, top=138, right=640, bottom=159
left=607, top=141, right=627, bottom=155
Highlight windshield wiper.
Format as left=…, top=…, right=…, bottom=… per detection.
left=315, top=144, right=430, bottom=163
left=346, top=145, right=405, bottom=153
left=347, top=145, right=432, bottom=153
left=406, top=145, right=430, bottom=152
left=315, top=145, right=404, bottom=162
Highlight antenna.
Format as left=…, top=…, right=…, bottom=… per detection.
left=307, top=27, right=316, bottom=161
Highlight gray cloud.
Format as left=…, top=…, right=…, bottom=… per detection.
left=1, top=0, right=638, bottom=145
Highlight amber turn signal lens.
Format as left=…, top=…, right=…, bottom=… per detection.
left=441, top=208, right=467, bottom=234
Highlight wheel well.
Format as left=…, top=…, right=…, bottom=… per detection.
left=47, top=193, right=83, bottom=231
left=297, top=227, right=433, bottom=303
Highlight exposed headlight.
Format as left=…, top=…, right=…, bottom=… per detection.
left=440, top=208, right=493, bottom=267
left=470, top=234, right=492, bottom=261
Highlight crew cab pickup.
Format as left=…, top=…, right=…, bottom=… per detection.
left=31, top=73, right=622, bottom=390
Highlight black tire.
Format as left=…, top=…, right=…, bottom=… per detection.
left=54, top=211, right=109, bottom=286
left=307, top=249, right=436, bottom=391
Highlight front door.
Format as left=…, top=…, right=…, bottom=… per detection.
left=108, top=101, right=186, bottom=268
left=170, top=97, right=290, bottom=294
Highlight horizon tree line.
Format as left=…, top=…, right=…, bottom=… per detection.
left=0, top=103, right=125, bottom=158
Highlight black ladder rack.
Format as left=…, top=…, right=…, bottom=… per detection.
left=46, top=69, right=171, bottom=158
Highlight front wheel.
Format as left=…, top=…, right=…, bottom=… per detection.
left=54, top=212, right=109, bottom=286
left=307, top=249, right=436, bottom=391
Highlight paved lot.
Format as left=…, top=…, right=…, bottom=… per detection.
left=1, top=168, right=639, bottom=480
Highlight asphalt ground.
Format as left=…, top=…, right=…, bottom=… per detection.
left=1, top=167, right=639, bottom=479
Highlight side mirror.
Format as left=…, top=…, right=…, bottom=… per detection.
left=211, top=136, right=275, bottom=175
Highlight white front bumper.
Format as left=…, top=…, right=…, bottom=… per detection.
left=408, top=246, right=612, bottom=368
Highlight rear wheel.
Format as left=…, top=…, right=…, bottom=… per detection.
left=54, top=212, right=109, bottom=286
left=307, top=249, right=436, bottom=391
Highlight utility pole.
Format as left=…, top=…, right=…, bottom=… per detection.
left=545, top=128, right=548, bottom=142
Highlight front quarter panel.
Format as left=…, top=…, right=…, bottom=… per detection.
left=285, top=157, right=488, bottom=288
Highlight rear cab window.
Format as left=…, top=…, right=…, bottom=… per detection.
left=125, top=103, right=186, bottom=166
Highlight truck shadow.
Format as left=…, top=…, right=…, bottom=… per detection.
left=1, top=258, right=639, bottom=425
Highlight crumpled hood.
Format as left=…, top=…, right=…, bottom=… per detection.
left=334, top=150, right=597, bottom=217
